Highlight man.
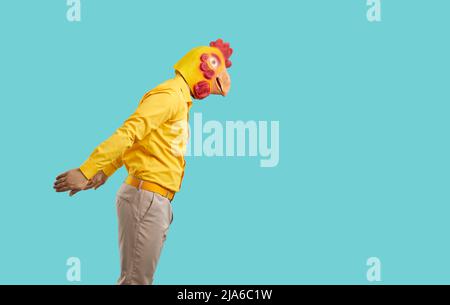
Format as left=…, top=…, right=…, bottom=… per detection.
left=53, top=39, right=233, bottom=285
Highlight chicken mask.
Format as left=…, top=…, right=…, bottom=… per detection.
left=174, top=39, right=233, bottom=100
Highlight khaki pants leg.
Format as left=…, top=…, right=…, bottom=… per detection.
left=116, top=183, right=173, bottom=285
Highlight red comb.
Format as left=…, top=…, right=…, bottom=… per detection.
left=210, top=39, right=233, bottom=68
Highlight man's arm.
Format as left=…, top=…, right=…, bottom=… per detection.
left=79, top=91, right=177, bottom=180
left=54, top=91, right=177, bottom=195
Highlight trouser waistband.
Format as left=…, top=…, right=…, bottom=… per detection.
left=125, top=176, right=175, bottom=201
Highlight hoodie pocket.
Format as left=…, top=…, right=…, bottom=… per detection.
left=139, top=191, right=156, bottom=221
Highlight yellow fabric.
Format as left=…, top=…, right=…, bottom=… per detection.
left=79, top=74, right=192, bottom=192
left=174, top=46, right=226, bottom=95
left=125, top=176, right=175, bottom=201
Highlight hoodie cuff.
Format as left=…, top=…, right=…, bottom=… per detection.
left=102, top=163, right=119, bottom=177
left=79, top=159, right=98, bottom=180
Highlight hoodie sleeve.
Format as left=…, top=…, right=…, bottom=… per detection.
left=79, top=91, right=178, bottom=179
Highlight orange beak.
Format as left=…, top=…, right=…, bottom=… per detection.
left=214, top=69, right=231, bottom=96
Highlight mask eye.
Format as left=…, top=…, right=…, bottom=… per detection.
left=208, top=56, right=219, bottom=69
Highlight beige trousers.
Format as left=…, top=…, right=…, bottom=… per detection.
left=116, top=183, right=173, bottom=285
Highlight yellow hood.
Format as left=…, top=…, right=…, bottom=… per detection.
left=174, top=39, right=233, bottom=100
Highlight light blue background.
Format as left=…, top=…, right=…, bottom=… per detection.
left=0, top=0, right=449, bottom=284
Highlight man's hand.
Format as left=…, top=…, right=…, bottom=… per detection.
left=54, top=168, right=89, bottom=195
left=54, top=169, right=109, bottom=197
left=85, top=170, right=108, bottom=191
left=73, top=170, right=109, bottom=196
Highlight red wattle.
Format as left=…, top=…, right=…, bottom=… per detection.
left=193, top=81, right=211, bottom=99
